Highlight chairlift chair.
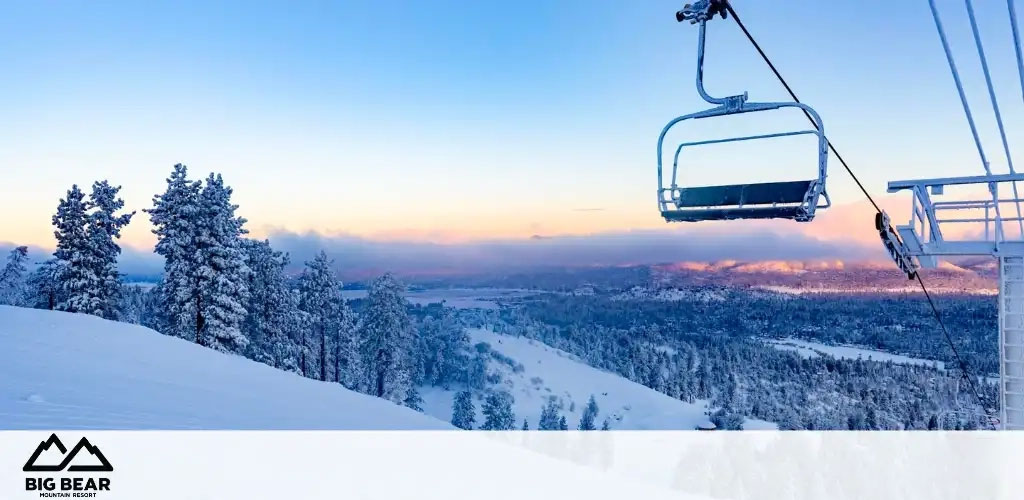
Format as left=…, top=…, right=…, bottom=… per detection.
left=657, top=1, right=831, bottom=222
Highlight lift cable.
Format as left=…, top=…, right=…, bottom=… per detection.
left=721, top=1, right=999, bottom=426
left=964, top=0, right=1024, bottom=237
left=1009, top=0, right=1024, bottom=102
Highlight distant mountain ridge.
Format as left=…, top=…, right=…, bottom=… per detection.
left=651, top=258, right=998, bottom=294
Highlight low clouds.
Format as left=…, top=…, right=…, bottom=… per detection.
left=263, top=228, right=885, bottom=279
left=6, top=224, right=887, bottom=281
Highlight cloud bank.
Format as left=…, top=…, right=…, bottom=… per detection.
left=5, top=224, right=887, bottom=282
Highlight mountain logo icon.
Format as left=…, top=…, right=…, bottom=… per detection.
left=23, top=433, right=113, bottom=472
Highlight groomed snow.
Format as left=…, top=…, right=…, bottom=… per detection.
left=0, top=306, right=450, bottom=430
left=421, top=329, right=777, bottom=430
left=765, top=338, right=945, bottom=370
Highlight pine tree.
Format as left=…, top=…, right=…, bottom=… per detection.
left=538, top=398, right=562, bottom=430
left=193, top=173, right=249, bottom=353
left=359, top=273, right=414, bottom=403
left=558, top=415, right=568, bottom=431
left=404, top=387, right=424, bottom=412
left=601, top=418, right=610, bottom=431
left=451, top=390, right=476, bottom=430
left=299, top=251, right=341, bottom=381
left=52, top=185, right=91, bottom=313
left=24, top=259, right=65, bottom=310
left=242, top=239, right=300, bottom=371
left=146, top=164, right=203, bottom=341
left=481, top=391, right=516, bottom=430
left=332, top=294, right=361, bottom=390
left=0, top=246, right=29, bottom=305
left=578, top=394, right=599, bottom=430
left=521, top=419, right=529, bottom=430
left=84, top=181, right=134, bottom=319
left=421, top=309, right=470, bottom=389
left=147, top=166, right=249, bottom=352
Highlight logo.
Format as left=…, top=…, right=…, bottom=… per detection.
left=23, top=434, right=113, bottom=472
left=22, top=434, right=113, bottom=497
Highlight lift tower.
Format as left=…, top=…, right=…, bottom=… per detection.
left=880, top=0, right=1024, bottom=430
left=882, top=173, right=1024, bottom=430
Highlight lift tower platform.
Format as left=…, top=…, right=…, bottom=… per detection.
left=883, top=173, right=1024, bottom=430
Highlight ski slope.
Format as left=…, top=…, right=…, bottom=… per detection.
left=0, top=306, right=449, bottom=430
left=421, top=329, right=777, bottom=430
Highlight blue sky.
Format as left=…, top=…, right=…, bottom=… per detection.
left=1, top=0, right=1022, bottom=253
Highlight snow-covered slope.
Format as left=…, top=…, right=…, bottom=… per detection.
left=421, top=329, right=777, bottom=430
left=0, top=306, right=449, bottom=430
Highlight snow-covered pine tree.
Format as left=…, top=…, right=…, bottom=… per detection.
left=601, top=418, right=610, bottom=431
left=147, top=166, right=250, bottom=352
left=0, top=246, right=29, bottom=305
left=404, top=386, right=424, bottom=412
left=332, top=293, right=361, bottom=390
left=521, top=419, right=529, bottom=431
left=359, top=273, right=414, bottom=403
left=416, top=308, right=470, bottom=389
left=84, top=181, right=134, bottom=319
left=52, top=185, right=92, bottom=313
left=243, top=239, right=300, bottom=371
left=299, top=251, right=341, bottom=381
left=558, top=415, right=568, bottom=430
left=146, top=164, right=203, bottom=341
left=578, top=394, right=599, bottom=430
left=24, top=259, right=65, bottom=310
left=480, top=391, right=516, bottom=430
left=193, top=173, right=250, bottom=353
left=538, top=398, right=562, bottom=430
left=451, top=390, right=476, bottom=430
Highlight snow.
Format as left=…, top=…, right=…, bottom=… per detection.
left=0, top=305, right=450, bottom=430
left=341, top=287, right=535, bottom=310
left=421, top=329, right=777, bottom=430
left=764, top=338, right=945, bottom=369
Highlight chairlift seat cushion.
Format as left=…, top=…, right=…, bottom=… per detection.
left=673, top=180, right=814, bottom=208
left=661, top=205, right=808, bottom=222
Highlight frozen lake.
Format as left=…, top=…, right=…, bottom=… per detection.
left=340, top=287, right=536, bottom=310
left=765, top=338, right=945, bottom=370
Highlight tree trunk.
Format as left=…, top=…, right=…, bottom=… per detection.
left=320, top=327, right=327, bottom=382
left=195, top=297, right=204, bottom=346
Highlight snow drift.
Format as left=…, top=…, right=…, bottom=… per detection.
left=0, top=306, right=449, bottom=430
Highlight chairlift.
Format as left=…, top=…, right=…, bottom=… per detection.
left=657, top=1, right=831, bottom=222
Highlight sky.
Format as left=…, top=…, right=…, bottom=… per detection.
left=1, top=0, right=1022, bottom=270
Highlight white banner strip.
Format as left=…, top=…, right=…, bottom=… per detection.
left=1, top=431, right=1021, bottom=500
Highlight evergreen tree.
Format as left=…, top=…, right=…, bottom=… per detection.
left=52, top=185, right=91, bottom=313
left=558, top=415, right=568, bottom=431
left=193, top=173, right=249, bottom=353
left=481, top=391, right=516, bottom=430
left=601, top=418, right=610, bottom=431
left=146, top=164, right=202, bottom=341
left=147, top=166, right=249, bottom=352
left=578, top=394, right=599, bottom=430
left=84, top=181, right=134, bottom=319
left=415, top=308, right=470, bottom=389
left=242, top=239, right=300, bottom=371
left=359, top=273, right=414, bottom=403
left=404, top=387, right=424, bottom=412
left=538, top=398, right=562, bottom=430
left=332, top=294, right=361, bottom=390
left=0, top=246, right=28, bottom=305
left=522, top=419, right=529, bottom=430
left=299, top=251, right=340, bottom=381
left=451, top=390, right=476, bottom=430
left=24, top=259, right=65, bottom=310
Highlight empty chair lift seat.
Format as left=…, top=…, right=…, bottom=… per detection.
left=662, top=180, right=815, bottom=222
